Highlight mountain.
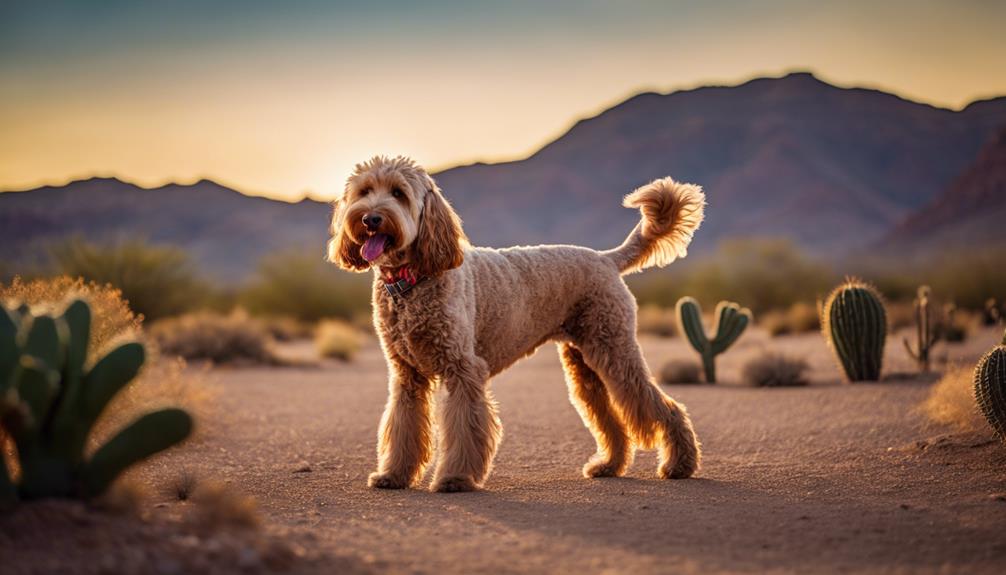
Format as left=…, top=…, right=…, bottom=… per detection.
left=883, top=126, right=1006, bottom=250
left=0, top=178, right=331, bottom=281
left=436, top=72, right=1006, bottom=255
left=3, top=72, right=1006, bottom=281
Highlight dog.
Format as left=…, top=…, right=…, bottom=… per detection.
left=328, top=156, right=705, bottom=492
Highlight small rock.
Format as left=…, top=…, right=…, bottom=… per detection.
left=989, top=493, right=1006, bottom=502
left=899, top=503, right=911, bottom=510
left=294, top=462, right=312, bottom=473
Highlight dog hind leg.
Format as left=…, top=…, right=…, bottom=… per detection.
left=558, top=343, right=634, bottom=478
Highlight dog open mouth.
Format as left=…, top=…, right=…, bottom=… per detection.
left=361, top=234, right=391, bottom=262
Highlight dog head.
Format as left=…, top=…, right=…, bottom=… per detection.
left=327, top=155, right=467, bottom=277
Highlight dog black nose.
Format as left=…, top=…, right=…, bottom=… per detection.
left=362, top=213, right=383, bottom=230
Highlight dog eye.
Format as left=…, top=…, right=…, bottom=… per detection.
left=391, top=188, right=404, bottom=199
left=360, top=187, right=371, bottom=196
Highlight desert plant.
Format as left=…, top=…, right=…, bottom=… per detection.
left=658, top=359, right=701, bottom=385
left=941, top=303, right=967, bottom=343
left=974, top=329, right=1006, bottom=440
left=676, top=297, right=751, bottom=383
left=741, top=352, right=809, bottom=387
left=822, top=279, right=886, bottom=382
left=983, top=298, right=1002, bottom=326
left=151, top=311, right=278, bottom=365
left=315, top=320, right=363, bottom=361
left=903, top=286, right=939, bottom=372
left=0, top=298, right=192, bottom=506
left=240, top=252, right=371, bottom=323
left=760, top=301, right=820, bottom=337
left=924, top=365, right=984, bottom=432
left=49, top=239, right=206, bottom=321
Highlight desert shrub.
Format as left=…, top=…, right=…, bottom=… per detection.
left=315, top=320, right=363, bottom=361
left=240, top=252, right=371, bottom=322
left=0, top=276, right=141, bottom=356
left=151, top=311, right=279, bottom=365
left=923, top=366, right=985, bottom=432
left=636, top=305, right=677, bottom=337
left=741, top=352, right=809, bottom=387
left=658, top=359, right=702, bottom=385
left=49, top=239, right=206, bottom=321
left=760, top=301, right=820, bottom=336
left=629, top=238, right=834, bottom=313
left=260, top=316, right=315, bottom=342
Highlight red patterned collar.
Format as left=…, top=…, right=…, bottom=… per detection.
left=381, top=266, right=425, bottom=298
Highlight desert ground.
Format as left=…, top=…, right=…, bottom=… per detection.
left=7, top=326, right=1006, bottom=574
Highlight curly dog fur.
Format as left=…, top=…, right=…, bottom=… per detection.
left=328, top=155, right=706, bottom=492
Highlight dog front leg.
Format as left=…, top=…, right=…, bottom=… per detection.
left=368, top=359, right=434, bottom=489
left=430, top=361, right=502, bottom=492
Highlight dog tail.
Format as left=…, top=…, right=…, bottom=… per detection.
left=604, top=177, right=705, bottom=274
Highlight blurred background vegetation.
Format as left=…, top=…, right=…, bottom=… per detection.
left=1, top=236, right=1003, bottom=341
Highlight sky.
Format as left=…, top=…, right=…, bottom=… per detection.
left=1, top=0, right=1004, bottom=201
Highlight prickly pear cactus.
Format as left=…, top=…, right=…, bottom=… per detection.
left=0, top=298, right=193, bottom=507
left=974, top=329, right=1006, bottom=440
left=822, top=279, right=887, bottom=382
left=676, top=297, right=751, bottom=383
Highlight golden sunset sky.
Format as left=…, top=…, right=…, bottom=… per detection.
left=1, top=1, right=1004, bottom=201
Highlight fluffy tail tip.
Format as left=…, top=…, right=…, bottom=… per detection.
left=621, top=177, right=705, bottom=269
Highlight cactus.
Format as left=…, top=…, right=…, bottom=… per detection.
left=974, top=329, right=1006, bottom=440
left=0, top=299, right=193, bottom=507
left=822, top=279, right=886, bottom=382
left=903, top=286, right=939, bottom=372
left=676, top=297, right=751, bottom=383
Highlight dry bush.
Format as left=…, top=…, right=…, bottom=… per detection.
left=315, top=320, right=363, bottom=361
left=741, top=352, right=809, bottom=387
left=240, top=252, right=371, bottom=322
left=260, top=316, right=314, bottom=342
left=0, top=276, right=142, bottom=356
left=761, top=301, right=820, bottom=336
left=191, top=481, right=260, bottom=531
left=49, top=239, right=207, bottom=321
left=151, top=311, right=280, bottom=366
left=637, top=305, right=677, bottom=338
left=924, top=366, right=986, bottom=432
left=659, top=359, right=702, bottom=385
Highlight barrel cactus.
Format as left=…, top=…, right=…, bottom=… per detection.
left=676, top=297, right=751, bottom=383
left=974, top=329, right=1006, bottom=440
left=821, top=279, right=887, bottom=382
left=0, top=298, right=193, bottom=506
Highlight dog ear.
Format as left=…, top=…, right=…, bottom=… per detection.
left=327, top=198, right=370, bottom=272
left=412, top=185, right=466, bottom=277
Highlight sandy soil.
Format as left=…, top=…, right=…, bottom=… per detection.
left=9, top=327, right=1006, bottom=574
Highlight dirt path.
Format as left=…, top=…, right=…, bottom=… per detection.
left=141, top=328, right=1006, bottom=574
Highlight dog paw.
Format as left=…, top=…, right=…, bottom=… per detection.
left=658, top=459, right=697, bottom=480
left=431, top=475, right=478, bottom=493
left=583, top=459, right=623, bottom=478
left=368, top=472, right=409, bottom=489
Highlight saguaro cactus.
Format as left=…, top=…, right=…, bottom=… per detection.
left=0, top=298, right=193, bottom=506
left=974, top=329, right=1006, bottom=440
left=676, top=297, right=751, bottom=383
left=903, top=286, right=939, bottom=372
left=822, top=279, right=887, bottom=382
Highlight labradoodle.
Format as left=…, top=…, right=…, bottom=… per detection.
left=328, top=156, right=705, bottom=492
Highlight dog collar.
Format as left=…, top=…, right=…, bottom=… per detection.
left=382, top=266, right=425, bottom=298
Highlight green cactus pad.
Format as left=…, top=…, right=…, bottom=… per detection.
left=676, top=297, right=751, bottom=383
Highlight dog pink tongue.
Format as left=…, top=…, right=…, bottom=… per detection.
left=361, top=234, right=388, bottom=262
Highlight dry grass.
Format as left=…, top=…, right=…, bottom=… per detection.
left=659, top=359, right=702, bottom=385
left=260, top=316, right=314, bottom=342
left=315, top=320, right=363, bottom=361
left=151, top=311, right=280, bottom=366
left=760, top=301, right=820, bottom=337
left=0, top=275, right=142, bottom=357
left=741, top=352, right=809, bottom=387
left=637, top=305, right=677, bottom=338
left=923, top=365, right=986, bottom=432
